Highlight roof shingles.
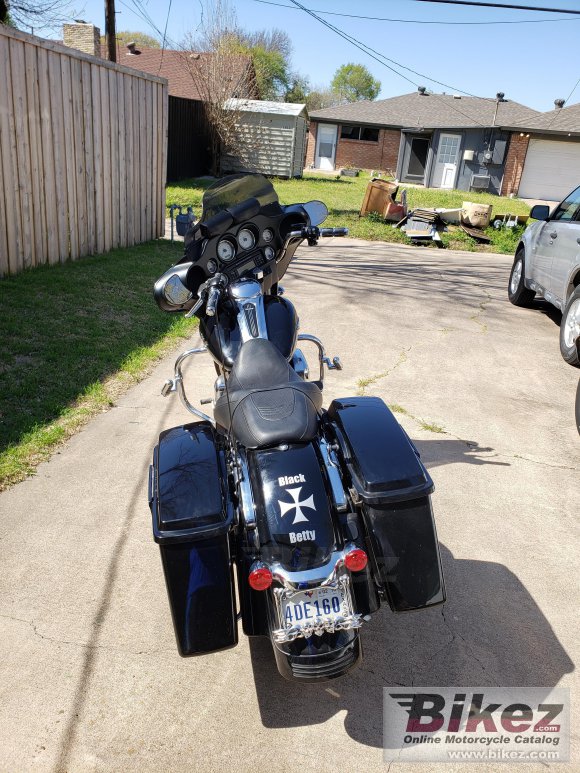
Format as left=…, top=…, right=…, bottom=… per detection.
left=309, top=91, right=540, bottom=130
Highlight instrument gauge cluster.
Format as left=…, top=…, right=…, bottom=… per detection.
left=217, top=238, right=236, bottom=263
left=238, top=228, right=256, bottom=250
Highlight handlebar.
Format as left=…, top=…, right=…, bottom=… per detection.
left=206, top=285, right=221, bottom=317
left=288, top=226, right=349, bottom=242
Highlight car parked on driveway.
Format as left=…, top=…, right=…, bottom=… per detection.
left=508, top=186, right=580, bottom=366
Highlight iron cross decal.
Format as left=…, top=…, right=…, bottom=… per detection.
left=278, top=487, right=316, bottom=524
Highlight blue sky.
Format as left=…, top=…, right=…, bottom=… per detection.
left=56, top=0, right=580, bottom=112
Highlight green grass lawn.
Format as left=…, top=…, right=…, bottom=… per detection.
left=167, top=172, right=530, bottom=254
left=0, top=241, right=194, bottom=489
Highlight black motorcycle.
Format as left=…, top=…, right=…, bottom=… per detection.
left=149, top=173, right=445, bottom=681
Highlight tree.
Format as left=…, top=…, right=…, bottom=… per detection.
left=100, top=30, right=161, bottom=49
left=331, top=63, right=381, bottom=103
left=305, top=86, right=340, bottom=112
left=1, top=0, right=77, bottom=32
left=285, top=73, right=310, bottom=104
left=183, top=0, right=258, bottom=175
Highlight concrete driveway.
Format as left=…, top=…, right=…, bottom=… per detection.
left=0, top=239, right=577, bottom=772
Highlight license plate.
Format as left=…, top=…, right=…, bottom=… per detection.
left=281, top=585, right=349, bottom=628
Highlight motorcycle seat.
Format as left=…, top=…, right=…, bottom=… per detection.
left=214, top=338, right=322, bottom=449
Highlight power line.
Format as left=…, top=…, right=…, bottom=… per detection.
left=254, top=0, right=580, bottom=25
left=158, top=0, right=173, bottom=75
left=411, top=0, right=580, bottom=15
left=287, top=0, right=490, bottom=125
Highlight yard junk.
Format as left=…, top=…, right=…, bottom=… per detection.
left=461, top=201, right=492, bottom=229
left=400, top=209, right=444, bottom=244
left=360, top=178, right=407, bottom=222
left=460, top=224, right=492, bottom=243
left=493, top=213, right=528, bottom=230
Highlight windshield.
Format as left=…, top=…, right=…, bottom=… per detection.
left=201, top=174, right=279, bottom=221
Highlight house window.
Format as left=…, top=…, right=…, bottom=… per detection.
left=437, top=135, right=460, bottom=164
left=340, top=125, right=379, bottom=142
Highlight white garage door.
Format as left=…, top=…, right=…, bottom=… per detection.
left=518, top=138, right=580, bottom=201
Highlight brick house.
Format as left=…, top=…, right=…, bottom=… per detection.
left=500, top=101, right=580, bottom=201
left=307, top=89, right=541, bottom=196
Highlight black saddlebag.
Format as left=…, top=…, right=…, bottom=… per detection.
left=327, top=397, right=445, bottom=612
left=149, top=422, right=237, bottom=656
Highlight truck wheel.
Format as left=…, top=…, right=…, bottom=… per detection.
left=508, top=249, right=535, bottom=307
left=559, top=287, right=580, bottom=367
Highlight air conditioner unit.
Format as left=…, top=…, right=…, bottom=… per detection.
left=470, top=174, right=491, bottom=190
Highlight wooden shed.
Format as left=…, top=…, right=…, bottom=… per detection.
left=221, top=99, right=308, bottom=178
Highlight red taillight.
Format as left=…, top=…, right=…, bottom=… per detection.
left=345, top=548, right=368, bottom=572
left=248, top=564, right=273, bottom=591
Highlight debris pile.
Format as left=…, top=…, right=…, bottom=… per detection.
left=359, top=179, right=528, bottom=247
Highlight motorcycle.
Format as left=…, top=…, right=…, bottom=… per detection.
left=149, top=173, right=445, bottom=681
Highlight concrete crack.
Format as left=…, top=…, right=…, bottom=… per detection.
left=356, top=347, right=411, bottom=396
left=469, top=289, right=492, bottom=333
left=440, top=606, right=497, bottom=685
left=0, top=613, right=171, bottom=657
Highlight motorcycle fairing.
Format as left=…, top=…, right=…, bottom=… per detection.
left=149, top=422, right=238, bottom=656
left=247, top=442, right=338, bottom=571
left=327, top=397, right=446, bottom=612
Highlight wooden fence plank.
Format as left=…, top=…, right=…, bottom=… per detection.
left=150, top=82, right=158, bottom=238
left=117, top=74, right=127, bottom=248
left=145, top=81, right=153, bottom=241
left=24, top=41, right=47, bottom=265
left=133, top=76, right=142, bottom=244
left=100, top=66, right=112, bottom=252
left=61, top=54, right=79, bottom=261
left=160, top=84, right=168, bottom=237
left=37, top=46, right=59, bottom=265
left=71, top=56, right=88, bottom=257
left=108, top=68, right=120, bottom=250
left=0, top=35, right=19, bottom=275
left=80, top=60, right=96, bottom=255
left=91, top=63, right=105, bottom=255
left=138, top=78, right=147, bottom=244
left=48, top=50, right=69, bottom=263
left=124, top=75, right=135, bottom=247
left=9, top=39, right=32, bottom=270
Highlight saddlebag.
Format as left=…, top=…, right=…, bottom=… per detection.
left=149, top=422, right=237, bottom=656
left=327, top=397, right=445, bottom=612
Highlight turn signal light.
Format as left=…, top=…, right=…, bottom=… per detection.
left=344, top=548, right=368, bottom=572
left=248, top=563, right=273, bottom=591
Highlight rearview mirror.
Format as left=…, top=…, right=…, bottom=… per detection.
left=302, top=200, right=329, bottom=226
left=530, top=204, right=550, bottom=221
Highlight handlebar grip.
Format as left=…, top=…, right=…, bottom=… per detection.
left=319, top=228, right=349, bottom=237
left=206, top=286, right=220, bottom=317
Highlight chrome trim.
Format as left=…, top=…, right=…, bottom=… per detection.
left=229, top=279, right=268, bottom=342
left=290, top=348, right=309, bottom=380
left=162, top=347, right=214, bottom=424
left=269, top=543, right=358, bottom=590
left=235, top=449, right=260, bottom=550
left=297, top=333, right=342, bottom=382
left=319, top=438, right=348, bottom=512
left=272, top=574, right=363, bottom=643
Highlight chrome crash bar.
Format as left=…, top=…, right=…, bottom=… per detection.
left=161, top=347, right=215, bottom=425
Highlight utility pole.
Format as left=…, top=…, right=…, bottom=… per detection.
left=105, top=0, right=117, bottom=62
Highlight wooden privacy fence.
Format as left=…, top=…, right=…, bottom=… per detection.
left=0, top=26, right=168, bottom=277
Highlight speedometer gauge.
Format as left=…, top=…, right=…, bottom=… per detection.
left=238, top=229, right=256, bottom=250
left=217, top=238, right=236, bottom=262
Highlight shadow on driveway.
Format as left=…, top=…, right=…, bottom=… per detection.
left=250, top=544, right=574, bottom=749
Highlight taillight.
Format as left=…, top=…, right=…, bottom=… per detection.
left=248, top=563, right=273, bottom=591
left=344, top=548, right=368, bottom=572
